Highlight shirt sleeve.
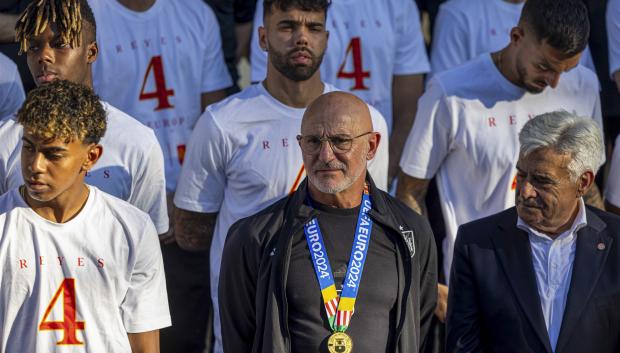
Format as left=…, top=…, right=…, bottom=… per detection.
left=605, top=135, right=620, bottom=207
left=392, top=0, right=430, bottom=75
left=607, top=0, right=620, bottom=78
left=173, top=109, right=228, bottom=213
left=127, top=134, right=169, bottom=234
left=429, top=5, right=470, bottom=76
left=121, top=217, right=171, bottom=333
left=367, top=106, right=389, bottom=191
left=250, top=0, right=268, bottom=83
left=399, top=77, right=454, bottom=179
left=201, top=4, right=233, bottom=93
left=0, top=60, right=26, bottom=118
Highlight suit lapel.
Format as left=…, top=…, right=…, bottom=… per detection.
left=491, top=210, right=552, bottom=353
left=555, top=209, right=611, bottom=353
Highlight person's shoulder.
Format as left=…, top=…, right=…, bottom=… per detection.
left=0, top=188, right=19, bottom=215
left=0, top=115, right=22, bottom=153
left=0, top=52, right=17, bottom=72
left=438, top=0, right=485, bottom=17
left=458, top=207, right=517, bottom=242
left=100, top=101, right=160, bottom=148
left=168, top=0, right=218, bottom=28
left=92, top=186, right=152, bottom=227
left=431, top=55, right=492, bottom=96
left=205, top=84, right=269, bottom=128
left=227, top=195, right=290, bottom=247
left=587, top=206, right=620, bottom=236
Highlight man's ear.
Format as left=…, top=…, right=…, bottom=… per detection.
left=87, top=41, right=98, bottom=64
left=365, top=132, right=380, bottom=160
left=576, top=170, right=595, bottom=197
left=258, top=26, right=268, bottom=52
left=81, top=144, right=103, bottom=173
left=510, top=26, right=525, bottom=46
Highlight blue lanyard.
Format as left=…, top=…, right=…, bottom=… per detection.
left=303, top=192, right=373, bottom=331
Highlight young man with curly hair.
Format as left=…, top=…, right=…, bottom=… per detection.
left=0, top=79, right=170, bottom=353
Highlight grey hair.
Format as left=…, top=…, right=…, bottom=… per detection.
left=518, top=110, right=604, bottom=180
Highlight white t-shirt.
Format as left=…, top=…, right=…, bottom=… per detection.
left=0, top=53, right=25, bottom=118
left=430, top=0, right=595, bottom=76
left=400, top=54, right=602, bottom=282
left=90, top=0, right=233, bottom=191
left=0, top=102, right=169, bottom=234
left=605, top=134, right=620, bottom=207
left=608, top=0, right=620, bottom=77
left=0, top=186, right=170, bottom=353
left=173, top=82, right=389, bottom=353
left=250, top=0, right=430, bottom=131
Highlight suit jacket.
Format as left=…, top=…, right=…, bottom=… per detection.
left=446, top=206, right=620, bottom=353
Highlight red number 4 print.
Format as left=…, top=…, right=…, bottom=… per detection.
left=39, top=278, right=85, bottom=345
left=337, top=37, right=370, bottom=90
left=139, top=56, right=175, bottom=110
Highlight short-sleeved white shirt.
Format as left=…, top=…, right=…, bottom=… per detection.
left=90, top=0, right=232, bottom=191
left=250, top=0, right=430, bottom=131
left=0, top=102, right=169, bottom=234
left=0, top=186, right=170, bottom=353
left=173, top=82, right=389, bottom=353
left=430, top=0, right=595, bottom=76
left=400, top=54, right=602, bottom=281
left=608, top=0, right=620, bottom=77
left=605, top=134, right=620, bottom=207
left=0, top=53, right=25, bottom=118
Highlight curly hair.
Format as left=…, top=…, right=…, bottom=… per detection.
left=15, top=0, right=97, bottom=55
left=17, top=79, right=106, bottom=144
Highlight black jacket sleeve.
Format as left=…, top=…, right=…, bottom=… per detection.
left=417, top=216, right=438, bottom=348
left=446, top=225, right=482, bottom=353
left=219, top=219, right=260, bottom=353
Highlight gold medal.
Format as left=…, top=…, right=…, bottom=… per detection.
left=327, top=332, right=353, bottom=353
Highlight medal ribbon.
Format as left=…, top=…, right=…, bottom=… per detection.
left=303, top=190, right=373, bottom=332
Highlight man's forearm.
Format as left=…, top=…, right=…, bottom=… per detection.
left=395, top=171, right=429, bottom=216
left=0, top=14, right=18, bottom=43
left=389, top=74, right=424, bottom=183
left=128, top=330, right=160, bottom=353
left=174, top=207, right=217, bottom=252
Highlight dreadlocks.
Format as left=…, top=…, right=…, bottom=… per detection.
left=15, top=0, right=97, bottom=55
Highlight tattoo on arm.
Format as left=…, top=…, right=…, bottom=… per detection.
left=395, top=171, right=430, bottom=217
left=174, top=207, right=218, bottom=252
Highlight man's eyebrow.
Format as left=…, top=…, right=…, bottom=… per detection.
left=21, top=137, right=68, bottom=153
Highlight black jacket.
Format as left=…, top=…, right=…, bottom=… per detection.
left=447, top=206, right=620, bottom=353
left=219, top=177, right=438, bottom=353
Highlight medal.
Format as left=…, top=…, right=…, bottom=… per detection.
left=327, top=332, right=353, bottom=353
left=304, top=186, right=373, bottom=350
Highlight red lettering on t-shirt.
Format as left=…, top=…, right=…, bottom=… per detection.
left=57, top=256, right=65, bottom=266
left=97, top=259, right=105, bottom=268
left=77, top=257, right=85, bottom=267
left=103, top=170, right=110, bottom=179
left=282, top=138, right=289, bottom=147
left=115, top=45, right=123, bottom=53
left=18, top=259, right=27, bottom=269
left=39, top=256, right=45, bottom=266
left=263, top=141, right=270, bottom=149
left=488, top=117, right=497, bottom=127
left=528, top=114, right=534, bottom=120
left=509, top=115, right=517, bottom=125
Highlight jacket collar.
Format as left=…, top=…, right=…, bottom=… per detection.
left=491, top=207, right=610, bottom=353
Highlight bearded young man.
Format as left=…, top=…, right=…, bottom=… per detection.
left=219, top=92, right=437, bottom=353
left=172, top=1, right=389, bottom=352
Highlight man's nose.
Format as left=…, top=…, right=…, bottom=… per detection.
left=27, top=152, right=46, bottom=174
left=518, top=179, right=537, bottom=199
left=318, top=139, right=335, bottom=162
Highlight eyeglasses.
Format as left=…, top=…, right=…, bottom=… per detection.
left=296, top=131, right=373, bottom=153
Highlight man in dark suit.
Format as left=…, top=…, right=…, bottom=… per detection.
left=446, top=111, right=620, bottom=353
